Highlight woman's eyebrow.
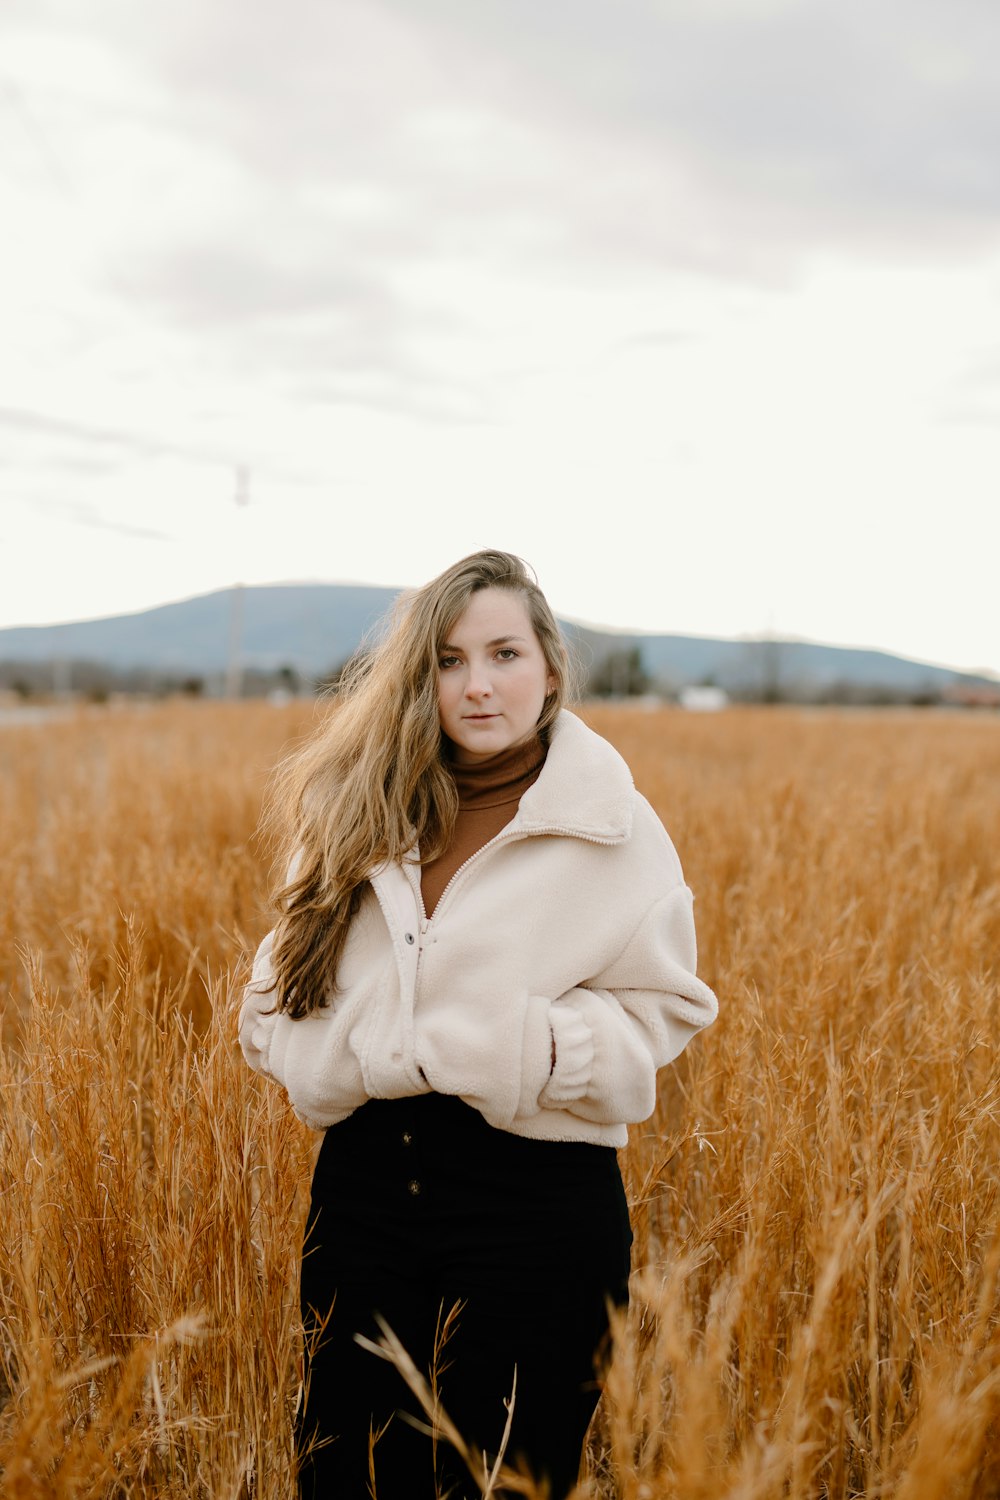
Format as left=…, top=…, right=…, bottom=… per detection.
left=439, top=634, right=528, bottom=652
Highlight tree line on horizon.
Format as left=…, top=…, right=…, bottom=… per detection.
left=0, top=643, right=987, bottom=709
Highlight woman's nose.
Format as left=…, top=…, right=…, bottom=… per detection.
left=465, top=664, right=493, bottom=697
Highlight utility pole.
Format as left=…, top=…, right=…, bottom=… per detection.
left=226, top=466, right=250, bottom=699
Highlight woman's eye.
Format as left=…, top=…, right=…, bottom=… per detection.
left=496, top=648, right=518, bottom=661
left=438, top=655, right=460, bottom=670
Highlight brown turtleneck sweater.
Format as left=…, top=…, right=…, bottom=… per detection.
left=421, top=736, right=546, bottom=919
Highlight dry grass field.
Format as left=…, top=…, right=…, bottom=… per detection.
left=0, top=700, right=998, bottom=1498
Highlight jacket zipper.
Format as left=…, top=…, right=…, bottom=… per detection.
left=379, top=821, right=622, bottom=1080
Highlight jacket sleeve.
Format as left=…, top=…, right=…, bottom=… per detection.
left=238, top=850, right=301, bottom=1080
left=536, top=881, right=717, bottom=1125
left=238, top=923, right=377, bottom=1131
left=237, top=929, right=346, bottom=1130
left=238, top=928, right=279, bottom=1077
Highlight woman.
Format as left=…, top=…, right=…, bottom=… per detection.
left=239, top=550, right=717, bottom=1499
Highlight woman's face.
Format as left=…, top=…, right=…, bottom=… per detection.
left=437, top=588, right=554, bottom=764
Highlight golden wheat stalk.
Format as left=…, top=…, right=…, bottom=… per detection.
left=1, top=701, right=998, bottom=1497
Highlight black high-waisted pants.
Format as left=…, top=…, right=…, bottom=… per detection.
left=297, top=1093, right=632, bottom=1500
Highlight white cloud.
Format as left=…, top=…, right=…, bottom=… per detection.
left=2, top=1, right=999, bottom=675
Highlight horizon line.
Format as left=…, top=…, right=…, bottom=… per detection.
left=0, top=578, right=996, bottom=684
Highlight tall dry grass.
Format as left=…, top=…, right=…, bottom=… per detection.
left=0, top=700, right=998, bottom=1497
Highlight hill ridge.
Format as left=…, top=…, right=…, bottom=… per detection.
left=0, top=582, right=994, bottom=696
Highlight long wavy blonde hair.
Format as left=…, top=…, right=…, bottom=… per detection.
left=264, top=550, right=571, bottom=1018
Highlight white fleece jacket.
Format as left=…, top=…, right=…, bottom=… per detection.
left=239, top=710, right=718, bottom=1146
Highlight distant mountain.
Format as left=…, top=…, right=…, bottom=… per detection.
left=0, top=584, right=398, bottom=676
left=0, top=582, right=994, bottom=698
left=565, top=623, right=995, bottom=697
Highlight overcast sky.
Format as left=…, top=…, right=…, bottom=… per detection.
left=3, top=0, right=999, bottom=674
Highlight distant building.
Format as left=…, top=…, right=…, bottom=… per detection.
left=941, top=683, right=1000, bottom=709
left=679, top=685, right=729, bottom=712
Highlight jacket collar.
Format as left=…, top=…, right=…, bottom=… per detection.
left=372, top=712, right=635, bottom=883
left=511, top=710, right=634, bottom=842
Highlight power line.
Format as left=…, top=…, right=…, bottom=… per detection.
left=0, top=401, right=332, bottom=489
left=0, top=74, right=75, bottom=196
